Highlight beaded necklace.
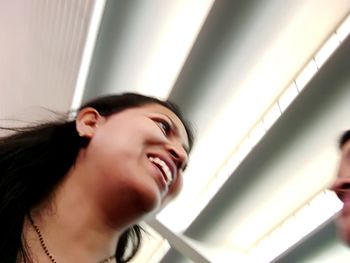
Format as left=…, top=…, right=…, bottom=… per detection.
left=28, top=215, right=115, bottom=263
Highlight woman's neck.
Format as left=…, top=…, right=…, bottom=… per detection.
left=23, top=169, right=122, bottom=263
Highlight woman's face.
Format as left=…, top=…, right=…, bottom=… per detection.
left=331, top=140, right=350, bottom=245
left=79, top=103, right=190, bottom=219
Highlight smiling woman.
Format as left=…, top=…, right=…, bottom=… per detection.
left=0, top=93, right=194, bottom=263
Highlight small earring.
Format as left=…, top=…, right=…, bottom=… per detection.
left=78, top=131, right=84, bottom=137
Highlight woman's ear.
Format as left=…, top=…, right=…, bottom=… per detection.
left=75, top=107, right=104, bottom=138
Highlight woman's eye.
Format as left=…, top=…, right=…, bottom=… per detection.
left=157, top=120, right=171, bottom=135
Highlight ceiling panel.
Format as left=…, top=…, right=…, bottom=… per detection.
left=0, top=0, right=95, bottom=122
left=2, top=0, right=350, bottom=262
left=81, top=1, right=350, bottom=262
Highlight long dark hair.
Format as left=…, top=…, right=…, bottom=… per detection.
left=0, top=93, right=194, bottom=263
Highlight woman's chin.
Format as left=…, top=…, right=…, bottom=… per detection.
left=133, top=186, right=163, bottom=214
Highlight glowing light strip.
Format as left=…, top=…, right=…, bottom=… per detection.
left=195, top=12, right=350, bottom=215
left=249, top=190, right=342, bottom=263
left=153, top=12, right=350, bottom=262
left=70, top=0, right=107, bottom=111
left=336, top=14, right=350, bottom=42
left=154, top=13, right=350, bottom=249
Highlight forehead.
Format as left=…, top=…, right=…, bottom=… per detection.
left=138, top=103, right=189, bottom=149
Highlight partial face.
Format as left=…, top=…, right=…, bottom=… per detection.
left=331, top=140, right=350, bottom=245
left=79, top=103, right=190, bottom=218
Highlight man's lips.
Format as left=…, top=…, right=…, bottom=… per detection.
left=342, top=199, right=350, bottom=216
left=343, top=192, right=350, bottom=203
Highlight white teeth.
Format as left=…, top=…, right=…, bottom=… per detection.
left=148, top=156, right=173, bottom=185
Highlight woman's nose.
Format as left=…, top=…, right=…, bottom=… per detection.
left=165, top=143, right=188, bottom=170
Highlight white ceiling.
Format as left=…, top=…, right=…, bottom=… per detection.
left=1, top=0, right=350, bottom=262
left=0, top=0, right=95, bottom=122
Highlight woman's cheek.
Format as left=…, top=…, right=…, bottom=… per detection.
left=168, top=173, right=184, bottom=199
left=144, top=126, right=168, bottom=144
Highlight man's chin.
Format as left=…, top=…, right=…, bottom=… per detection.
left=337, top=218, right=350, bottom=246
left=341, top=232, right=350, bottom=246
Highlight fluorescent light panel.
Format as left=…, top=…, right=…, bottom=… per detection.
left=152, top=12, right=350, bottom=261
left=314, top=33, right=340, bottom=68
left=336, top=14, right=350, bottom=42
left=295, top=59, right=318, bottom=92
left=262, top=103, right=281, bottom=131
left=201, top=12, right=350, bottom=206
left=70, top=0, right=107, bottom=110
left=278, top=82, right=298, bottom=112
left=248, top=121, right=266, bottom=148
left=250, top=190, right=342, bottom=262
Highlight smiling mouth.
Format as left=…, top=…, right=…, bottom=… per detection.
left=148, top=156, right=173, bottom=187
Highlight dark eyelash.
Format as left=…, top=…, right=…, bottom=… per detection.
left=157, top=119, right=171, bottom=135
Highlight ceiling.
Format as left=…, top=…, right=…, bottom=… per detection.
left=1, top=0, right=350, bottom=262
